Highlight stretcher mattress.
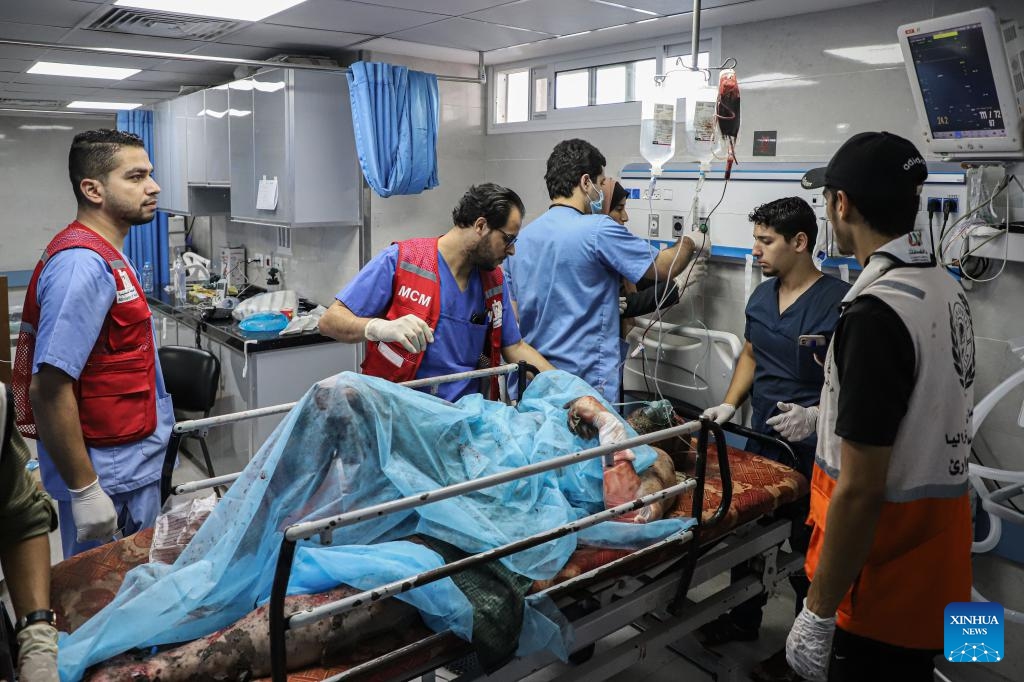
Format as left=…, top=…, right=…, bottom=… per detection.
left=51, top=441, right=807, bottom=681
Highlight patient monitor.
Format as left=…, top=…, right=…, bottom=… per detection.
left=898, top=7, right=1024, bottom=159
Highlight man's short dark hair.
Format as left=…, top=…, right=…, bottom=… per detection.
left=452, top=183, right=525, bottom=229
left=748, top=196, right=818, bottom=245
left=545, top=139, right=606, bottom=200
left=824, top=186, right=920, bottom=238
left=69, top=129, right=145, bottom=206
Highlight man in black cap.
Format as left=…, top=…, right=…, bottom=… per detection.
left=786, top=132, right=975, bottom=681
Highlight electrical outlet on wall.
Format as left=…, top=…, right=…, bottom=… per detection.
left=672, top=215, right=685, bottom=237
left=648, top=213, right=660, bottom=237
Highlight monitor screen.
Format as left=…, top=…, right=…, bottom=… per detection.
left=907, top=21, right=1006, bottom=140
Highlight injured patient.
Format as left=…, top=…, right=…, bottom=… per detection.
left=57, top=370, right=692, bottom=681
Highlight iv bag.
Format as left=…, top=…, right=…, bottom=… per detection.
left=676, top=70, right=720, bottom=167
left=639, top=80, right=676, bottom=177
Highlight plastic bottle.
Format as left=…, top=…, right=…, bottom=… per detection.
left=173, top=255, right=187, bottom=303
left=141, top=261, right=154, bottom=294
left=639, top=80, right=677, bottom=177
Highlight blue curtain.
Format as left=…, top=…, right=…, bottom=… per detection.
left=116, top=109, right=170, bottom=290
left=347, top=61, right=440, bottom=198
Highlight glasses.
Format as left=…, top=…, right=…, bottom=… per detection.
left=491, top=226, right=518, bottom=247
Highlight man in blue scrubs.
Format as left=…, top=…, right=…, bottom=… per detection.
left=319, top=183, right=553, bottom=402
left=18, top=130, right=174, bottom=558
left=699, top=197, right=850, bottom=679
left=506, top=139, right=702, bottom=405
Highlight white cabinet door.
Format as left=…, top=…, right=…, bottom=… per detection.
left=204, top=86, right=230, bottom=185
left=185, top=91, right=206, bottom=185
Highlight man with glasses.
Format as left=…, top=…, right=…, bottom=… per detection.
left=320, top=183, right=553, bottom=402
left=507, top=139, right=702, bottom=406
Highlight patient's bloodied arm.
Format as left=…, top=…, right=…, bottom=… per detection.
left=86, top=586, right=422, bottom=682
left=565, top=397, right=675, bottom=523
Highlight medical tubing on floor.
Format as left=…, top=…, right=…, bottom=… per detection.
left=268, top=420, right=702, bottom=682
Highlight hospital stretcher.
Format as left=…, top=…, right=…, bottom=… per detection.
left=49, top=365, right=809, bottom=682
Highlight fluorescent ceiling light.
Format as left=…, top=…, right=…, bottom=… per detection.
left=19, top=124, right=74, bottom=130
left=67, top=101, right=142, bottom=110
left=592, top=1, right=657, bottom=15
left=28, top=61, right=140, bottom=80
left=824, top=43, right=903, bottom=65
left=113, top=0, right=308, bottom=22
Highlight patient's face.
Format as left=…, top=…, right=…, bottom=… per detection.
left=751, top=224, right=797, bottom=277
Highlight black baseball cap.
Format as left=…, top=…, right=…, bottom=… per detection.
left=801, top=131, right=927, bottom=197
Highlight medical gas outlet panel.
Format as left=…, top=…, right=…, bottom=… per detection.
left=618, top=161, right=1009, bottom=267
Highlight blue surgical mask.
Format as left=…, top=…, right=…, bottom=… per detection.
left=585, top=180, right=604, bottom=214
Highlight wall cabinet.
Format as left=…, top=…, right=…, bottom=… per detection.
left=154, top=87, right=231, bottom=215
left=228, top=68, right=361, bottom=227
left=153, top=97, right=189, bottom=214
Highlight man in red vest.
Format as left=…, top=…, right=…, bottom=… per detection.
left=319, top=183, right=553, bottom=401
left=12, top=129, right=174, bottom=558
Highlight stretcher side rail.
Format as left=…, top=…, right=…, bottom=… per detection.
left=268, top=418, right=710, bottom=682
left=160, top=363, right=529, bottom=502
left=323, top=418, right=739, bottom=682
left=268, top=417, right=704, bottom=675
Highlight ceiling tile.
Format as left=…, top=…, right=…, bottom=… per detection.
left=266, top=0, right=445, bottom=35
left=0, top=0, right=103, bottom=29
left=348, top=0, right=518, bottom=15
left=621, top=0, right=744, bottom=15
left=389, top=17, right=550, bottom=52
left=220, top=23, right=370, bottom=52
left=0, top=23, right=74, bottom=43
left=467, top=0, right=648, bottom=34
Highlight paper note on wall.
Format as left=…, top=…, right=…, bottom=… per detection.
left=256, top=176, right=279, bottom=211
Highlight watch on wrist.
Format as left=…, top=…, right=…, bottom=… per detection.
left=15, top=609, right=56, bottom=632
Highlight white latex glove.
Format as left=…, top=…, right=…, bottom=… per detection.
left=619, top=296, right=627, bottom=314
left=673, top=258, right=708, bottom=301
left=593, top=411, right=634, bottom=463
left=765, top=402, right=820, bottom=441
left=17, top=623, right=59, bottom=682
left=701, top=402, right=736, bottom=425
left=68, top=477, right=117, bottom=542
left=786, top=599, right=836, bottom=681
left=364, top=314, right=434, bottom=353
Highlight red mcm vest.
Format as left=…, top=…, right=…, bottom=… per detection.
left=361, top=237, right=505, bottom=399
left=12, top=221, right=158, bottom=446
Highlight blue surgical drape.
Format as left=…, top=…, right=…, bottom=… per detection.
left=116, top=109, right=169, bottom=291
left=347, top=61, right=440, bottom=198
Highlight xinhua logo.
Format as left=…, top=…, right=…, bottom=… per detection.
left=944, top=602, right=1004, bottom=663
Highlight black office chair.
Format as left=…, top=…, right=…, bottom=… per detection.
left=159, top=345, right=220, bottom=484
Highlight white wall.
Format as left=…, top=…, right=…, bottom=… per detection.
left=0, top=112, right=114, bottom=273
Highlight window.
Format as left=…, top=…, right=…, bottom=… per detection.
left=533, top=75, right=548, bottom=114
left=555, top=69, right=588, bottom=109
left=494, top=68, right=529, bottom=124
left=488, top=30, right=721, bottom=132
left=595, top=64, right=626, bottom=105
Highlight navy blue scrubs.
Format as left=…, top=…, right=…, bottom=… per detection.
left=743, top=274, right=850, bottom=474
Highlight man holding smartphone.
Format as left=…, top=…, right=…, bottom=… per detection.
left=698, top=197, right=850, bottom=681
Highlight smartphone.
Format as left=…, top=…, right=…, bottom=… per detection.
left=798, top=334, right=827, bottom=348
left=797, top=334, right=828, bottom=377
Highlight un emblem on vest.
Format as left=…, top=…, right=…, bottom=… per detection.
left=944, top=602, right=1004, bottom=663
left=948, top=292, right=974, bottom=390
